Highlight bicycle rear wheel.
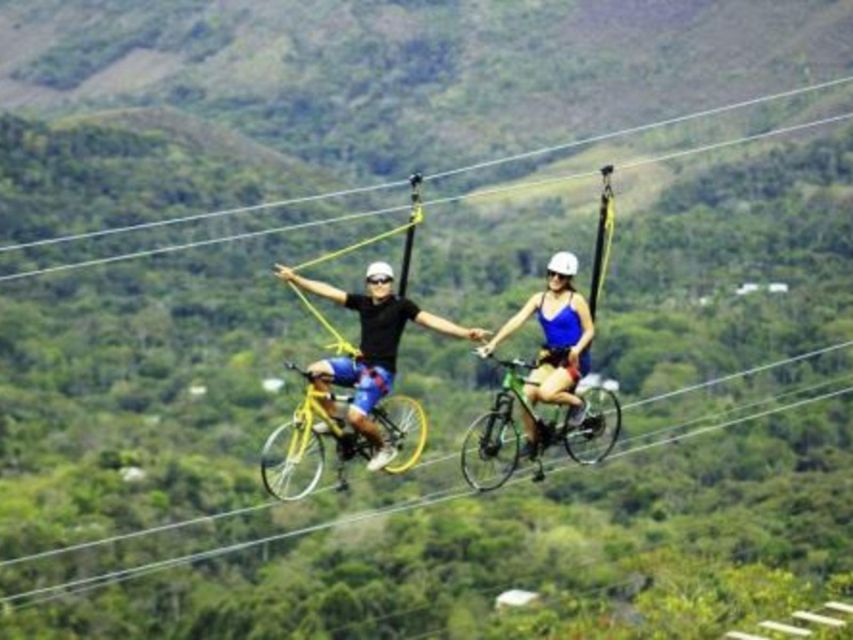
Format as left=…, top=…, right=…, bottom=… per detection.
left=261, top=420, right=325, bottom=501
left=378, top=395, right=428, bottom=474
left=461, top=411, right=519, bottom=491
left=563, top=386, right=621, bottom=465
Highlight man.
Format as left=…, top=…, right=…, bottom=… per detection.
left=275, top=260, right=489, bottom=471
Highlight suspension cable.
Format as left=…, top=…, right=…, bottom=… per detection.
left=0, top=181, right=407, bottom=254
left=620, top=339, right=853, bottom=411
left=2, top=75, right=849, bottom=255
left=0, top=203, right=409, bottom=283
left=607, top=387, right=851, bottom=461
left=425, top=74, right=853, bottom=182
left=2, top=111, right=850, bottom=284
left=615, top=372, right=853, bottom=449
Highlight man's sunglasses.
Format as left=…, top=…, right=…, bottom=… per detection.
left=547, top=270, right=568, bottom=280
left=367, top=277, right=393, bottom=285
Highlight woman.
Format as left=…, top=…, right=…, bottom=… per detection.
left=478, top=251, right=594, bottom=457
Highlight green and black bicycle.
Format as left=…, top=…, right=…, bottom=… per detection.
left=461, top=354, right=621, bottom=491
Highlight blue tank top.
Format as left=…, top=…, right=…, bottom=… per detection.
left=536, top=292, right=592, bottom=375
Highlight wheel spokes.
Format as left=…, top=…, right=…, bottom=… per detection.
left=564, top=386, right=621, bottom=465
left=261, top=422, right=325, bottom=501
left=461, top=412, right=518, bottom=491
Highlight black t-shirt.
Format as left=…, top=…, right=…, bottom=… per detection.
left=345, top=293, right=421, bottom=372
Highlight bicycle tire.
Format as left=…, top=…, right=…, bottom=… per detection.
left=379, top=395, right=428, bottom=474
left=261, top=420, right=325, bottom=501
left=461, top=411, right=519, bottom=491
left=563, top=385, right=621, bottom=465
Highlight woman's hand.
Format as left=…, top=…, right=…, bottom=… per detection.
left=476, top=342, right=496, bottom=358
left=568, top=347, right=580, bottom=367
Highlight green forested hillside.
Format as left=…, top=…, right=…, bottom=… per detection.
left=0, top=109, right=851, bottom=638
left=1, top=0, right=851, bottom=181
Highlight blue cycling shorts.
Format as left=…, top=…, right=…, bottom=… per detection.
left=325, top=357, right=395, bottom=416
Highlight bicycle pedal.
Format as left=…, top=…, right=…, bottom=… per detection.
left=532, top=457, right=546, bottom=482
left=336, top=480, right=350, bottom=492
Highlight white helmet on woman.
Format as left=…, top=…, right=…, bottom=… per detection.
left=547, top=251, right=578, bottom=276
left=365, top=261, right=395, bottom=280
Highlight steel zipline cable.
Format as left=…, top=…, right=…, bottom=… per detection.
left=1, top=110, right=851, bottom=284
left=424, top=74, right=853, bottom=182
left=619, top=339, right=853, bottom=412
left=1, top=339, right=849, bottom=569
left=3, top=383, right=850, bottom=608
left=613, top=371, right=853, bottom=450
left=1, top=74, right=850, bottom=256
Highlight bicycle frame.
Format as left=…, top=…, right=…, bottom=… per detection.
left=289, top=385, right=348, bottom=460
left=495, top=367, right=540, bottom=424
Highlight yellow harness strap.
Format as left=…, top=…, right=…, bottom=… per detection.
left=284, top=206, right=425, bottom=357
left=293, top=213, right=422, bottom=272
left=286, top=282, right=361, bottom=357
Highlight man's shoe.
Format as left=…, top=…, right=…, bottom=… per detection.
left=567, top=400, right=588, bottom=428
left=312, top=421, right=331, bottom=434
left=367, top=443, right=398, bottom=472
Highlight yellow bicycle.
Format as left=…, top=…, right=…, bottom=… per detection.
left=261, top=362, right=428, bottom=501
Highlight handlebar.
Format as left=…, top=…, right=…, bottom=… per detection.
left=472, top=351, right=536, bottom=371
left=283, top=361, right=332, bottom=382
left=283, top=361, right=353, bottom=403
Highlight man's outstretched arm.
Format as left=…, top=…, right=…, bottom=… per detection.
left=275, top=264, right=347, bottom=305
left=415, top=311, right=490, bottom=342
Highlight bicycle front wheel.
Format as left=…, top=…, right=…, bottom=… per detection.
left=261, top=420, right=325, bottom=501
left=564, top=386, right=621, bottom=465
left=378, top=395, right=428, bottom=475
left=461, top=411, right=519, bottom=491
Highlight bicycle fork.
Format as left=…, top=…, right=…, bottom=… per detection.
left=532, top=456, right=546, bottom=483
left=483, top=393, right=513, bottom=454
left=335, top=461, right=349, bottom=492
left=531, top=418, right=555, bottom=483
left=334, top=433, right=357, bottom=492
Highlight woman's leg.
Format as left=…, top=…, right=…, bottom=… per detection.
left=522, top=366, right=551, bottom=444
left=537, top=367, right=583, bottom=407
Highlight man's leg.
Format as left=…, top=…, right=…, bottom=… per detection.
left=309, top=357, right=354, bottom=419
left=347, top=367, right=397, bottom=471
left=346, top=405, right=384, bottom=448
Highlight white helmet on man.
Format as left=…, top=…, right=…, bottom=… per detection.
left=365, top=261, right=395, bottom=280
left=547, top=251, right=579, bottom=276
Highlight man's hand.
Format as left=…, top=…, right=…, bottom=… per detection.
left=274, top=264, right=297, bottom=282
left=467, top=328, right=492, bottom=343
